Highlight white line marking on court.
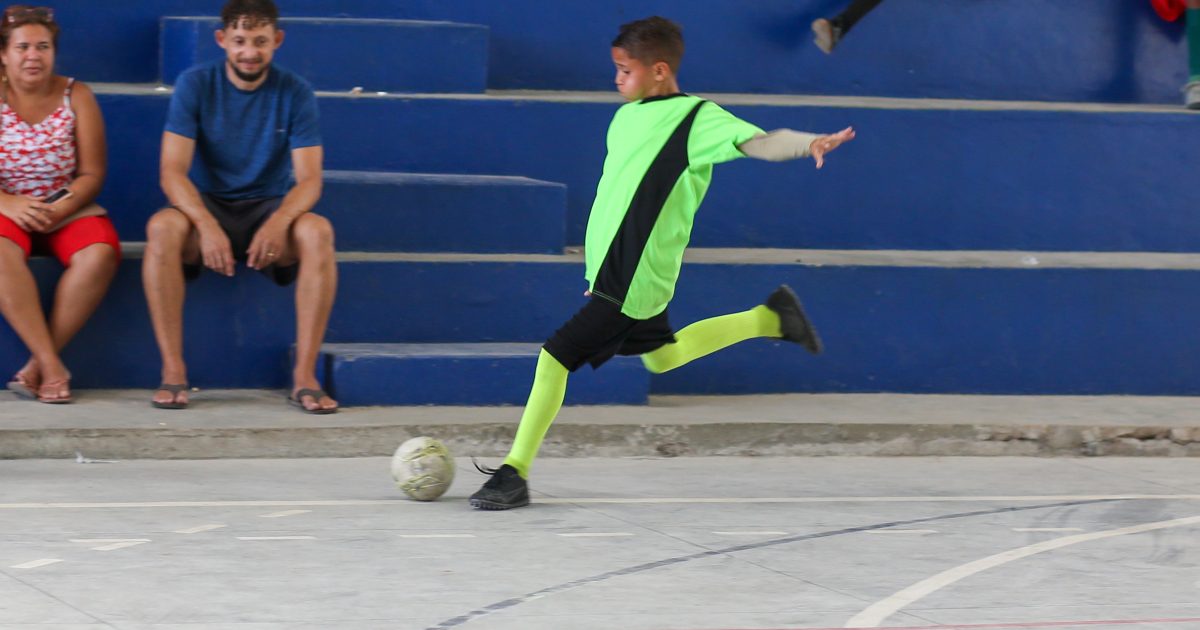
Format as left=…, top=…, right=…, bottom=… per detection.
left=11, top=558, right=62, bottom=569
left=69, top=538, right=149, bottom=544
left=258, top=510, right=311, bottom=518
left=1012, top=527, right=1085, bottom=533
left=91, top=541, right=150, bottom=551
left=865, top=529, right=938, bottom=535
left=845, top=514, right=1200, bottom=627
left=174, top=524, right=227, bottom=534
left=557, top=532, right=635, bottom=538
left=712, top=531, right=789, bottom=536
left=236, top=536, right=317, bottom=541
left=1, top=495, right=1198, bottom=510
left=398, top=534, right=476, bottom=539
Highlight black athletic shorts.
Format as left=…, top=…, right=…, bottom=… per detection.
left=179, top=194, right=299, bottom=287
left=543, top=296, right=677, bottom=372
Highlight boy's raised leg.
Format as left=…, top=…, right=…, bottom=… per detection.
left=641, top=285, right=821, bottom=375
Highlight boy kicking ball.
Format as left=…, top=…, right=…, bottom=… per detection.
left=470, top=16, right=855, bottom=510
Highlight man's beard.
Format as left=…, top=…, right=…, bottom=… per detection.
left=229, top=60, right=267, bottom=83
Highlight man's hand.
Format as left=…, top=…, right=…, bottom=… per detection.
left=809, top=126, right=856, bottom=169
left=197, top=221, right=235, bottom=277
left=0, top=195, right=52, bottom=232
left=246, top=213, right=292, bottom=270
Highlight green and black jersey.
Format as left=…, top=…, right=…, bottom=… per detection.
left=584, top=94, right=763, bottom=320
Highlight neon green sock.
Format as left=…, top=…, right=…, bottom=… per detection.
left=502, top=349, right=568, bottom=477
left=1190, top=9, right=1200, bottom=80
left=641, top=305, right=781, bottom=374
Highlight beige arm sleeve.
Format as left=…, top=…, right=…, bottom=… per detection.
left=737, top=129, right=822, bottom=161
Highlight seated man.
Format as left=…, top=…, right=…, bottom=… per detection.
left=143, top=0, right=337, bottom=413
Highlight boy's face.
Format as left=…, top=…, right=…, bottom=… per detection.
left=611, top=47, right=663, bottom=101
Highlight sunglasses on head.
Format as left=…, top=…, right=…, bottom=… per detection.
left=4, top=6, right=53, bottom=24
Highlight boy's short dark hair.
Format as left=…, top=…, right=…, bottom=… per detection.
left=611, top=16, right=684, bottom=72
left=221, top=0, right=279, bottom=30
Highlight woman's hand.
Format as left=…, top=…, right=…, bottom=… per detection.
left=0, top=193, right=53, bottom=232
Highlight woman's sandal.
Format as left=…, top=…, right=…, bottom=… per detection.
left=152, top=383, right=189, bottom=410
left=7, top=372, right=38, bottom=400
left=37, top=378, right=73, bottom=404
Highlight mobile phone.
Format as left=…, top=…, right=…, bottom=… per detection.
left=42, top=188, right=72, bottom=204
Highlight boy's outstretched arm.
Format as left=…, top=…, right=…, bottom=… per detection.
left=739, top=126, right=855, bottom=169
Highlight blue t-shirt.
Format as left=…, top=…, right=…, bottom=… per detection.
left=164, top=59, right=321, bottom=200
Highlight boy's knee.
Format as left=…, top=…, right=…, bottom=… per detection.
left=640, top=350, right=671, bottom=374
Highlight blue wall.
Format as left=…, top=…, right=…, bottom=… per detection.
left=12, top=258, right=1200, bottom=396
left=95, top=93, right=1200, bottom=252
left=52, top=0, right=1190, bottom=103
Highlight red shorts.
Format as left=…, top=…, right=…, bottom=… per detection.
left=0, top=214, right=121, bottom=266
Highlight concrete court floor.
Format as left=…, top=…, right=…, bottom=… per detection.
left=1, top=456, right=1199, bottom=630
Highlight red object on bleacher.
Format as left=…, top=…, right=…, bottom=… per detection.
left=1153, top=0, right=1185, bottom=22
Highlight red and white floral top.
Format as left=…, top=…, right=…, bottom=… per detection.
left=0, top=77, right=76, bottom=199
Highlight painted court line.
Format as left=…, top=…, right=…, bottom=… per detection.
left=845, top=515, right=1200, bottom=627
left=91, top=541, right=150, bottom=551
left=69, top=538, right=151, bottom=550
left=174, top=524, right=227, bottom=534
left=425, top=499, right=1122, bottom=629
left=69, top=538, right=149, bottom=544
left=2, top=495, right=1199, bottom=510
left=236, top=536, right=317, bottom=541
left=258, top=510, right=311, bottom=519
left=398, top=534, right=476, bottom=539
left=556, top=532, right=634, bottom=538
left=713, top=531, right=790, bottom=536
left=10, top=558, right=62, bottom=569
left=700, top=614, right=1200, bottom=624
left=1012, top=527, right=1085, bottom=533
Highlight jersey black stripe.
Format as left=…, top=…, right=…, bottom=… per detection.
left=593, top=100, right=706, bottom=305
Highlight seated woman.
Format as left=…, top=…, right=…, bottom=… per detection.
left=0, top=5, right=118, bottom=403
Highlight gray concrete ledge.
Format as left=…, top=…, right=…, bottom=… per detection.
left=2, top=390, right=1198, bottom=460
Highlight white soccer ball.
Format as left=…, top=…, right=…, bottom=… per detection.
left=391, top=436, right=455, bottom=501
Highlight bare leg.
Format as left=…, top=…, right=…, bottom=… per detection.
left=143, top=209, right=199, bottom=407
left=48, top=243, right=118, bottom=349
left=284, top=213, right=338, bottom=412
left=0, top=238, right=69, bottom=393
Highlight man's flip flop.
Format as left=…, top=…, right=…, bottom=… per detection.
left=289, top=388, right=338, bottom=415
left=152, top=383, right=189, bottom=410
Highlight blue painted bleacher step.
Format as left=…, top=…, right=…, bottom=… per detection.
left=320, top=343, right=649, bottom=406
left=319, top=171, right=566, bottom=253
left=160, top=17, right=488, bottom=93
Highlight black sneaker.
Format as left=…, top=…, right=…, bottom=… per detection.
left=765, top=284, right=823, bottom=355
left=469, top=463, right=530, bottom=510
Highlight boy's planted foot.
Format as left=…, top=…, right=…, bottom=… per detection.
left=469, top=463, right=530, bottom=510
left=766, top=285, right=823, bottom=354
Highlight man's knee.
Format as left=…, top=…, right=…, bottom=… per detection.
left=292, top=214, right=335, bottom=253
left=145, top=209, right=192, bottom=248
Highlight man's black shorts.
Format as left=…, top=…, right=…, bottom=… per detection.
left=543, top=296, right=677, bottom=372
left=179, top=194, right=299, bottom=286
